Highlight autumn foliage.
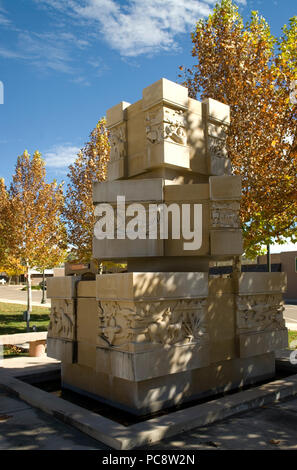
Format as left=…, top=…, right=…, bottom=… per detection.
left=180, top=0, right=297, bottom=257
left=64, top=118, right=110, bottom=263
left=1, top=151, right=67, bottom=311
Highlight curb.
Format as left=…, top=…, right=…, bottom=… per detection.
left=1, top=367, right=297, bottom=449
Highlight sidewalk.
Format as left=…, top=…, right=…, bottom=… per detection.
left=0, top=389, right=107, bottom=450
left=0, top=298, right=51, bottom=307
left=0, top=356, right=297, bottom=450
left=1, top=375, right=297, bottom=450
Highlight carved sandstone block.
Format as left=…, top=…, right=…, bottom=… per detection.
left=48, top=298, right=75, bottom=341
left=142, top=78, right=188, bottom=110
left=237, top=330, right=288, bottom=358
left=210, top=229, right=243, bottom=256
left=47, top=276, right=76, bottom=299
left=93, top=178, right=164, bottom=203
left=106, top=101, right=130, bottom=128
left=237, top=272, right=287, bottom=295
left=235, top=274, right=288, bottom=357
left=204, top=98, right=230, bottom=124
left=47, top=337, right=74, bottom=363
left=47, top=277, right=78, bottom=363
left=96, top=272, right=208, bottom=301
left=209, top=175, right=242, bottom=201
left=95, top=272, right=210, bottom=379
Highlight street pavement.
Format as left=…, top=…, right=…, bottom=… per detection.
left=284, top=304, right=297, bottom=329
left=0, top=285, right=50, bottom=307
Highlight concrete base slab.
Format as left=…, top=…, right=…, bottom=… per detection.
left=1, top=357, right=297, bottom=449
left=0, top=390, right=105, bottom=450
left=0, top=356, right=60, bottom=377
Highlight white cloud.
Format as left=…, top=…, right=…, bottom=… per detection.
left=0, top=3, right=11, bottom=26
left=4, top=0, right=247, bottom=74
left=44, top=144, right=80, bottom=168
left=0, top=29, right=89, bottom=74
left=17, top=31, right=77, bottom=74
left=37, top=0, right=217, bottom=57
left=0, top=13, right=10, bottom=26
left=0, top=46, right=21, bottom=59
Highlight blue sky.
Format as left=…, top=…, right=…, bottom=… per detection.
left=0, top=0, right=296, bottom=252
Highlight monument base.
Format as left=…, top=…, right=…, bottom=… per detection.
left=61, top=352, right=275, bottom=415
left=47, top=272, right=287, bottom=416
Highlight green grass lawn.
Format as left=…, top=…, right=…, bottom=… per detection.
left=0, top=302, right=50, bottom=335
left=289, top=330, right=297, bottom=349
left=0, top=302, right=50, bottom=357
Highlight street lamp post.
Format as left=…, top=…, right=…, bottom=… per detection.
left=41, top=269, right=46, bottom=304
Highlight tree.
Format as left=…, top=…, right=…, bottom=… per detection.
left=0, top=178, right=24, bottom=282
left=64, top=118, right=110, bottom=263
left=8, top=150, right=67, bottom=316
left=179, top=0, right=297, bottom=257
left=0, top=178, right=9, bottom=265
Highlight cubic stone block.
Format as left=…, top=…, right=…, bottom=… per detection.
left=106, top=101, right=130, bottom=128
left=95, top=272, right=210, bottom=380
left=47, top=337, right=74, bottom=363
left=204, top=97, right=230, bottom=124
left=92, top=176, right=242, bottom=260
left=238, top=272, right=287, bottom=294
left=93, top=178, right=164, bottom=203
left=210, top=229, right=243, bottom=256
left=209, top=175, right=242, bottom=200
left=142, top=78, right=188, bottom=110
left=96, top=272, right=209, bottom=301
left=237, top=330, right=288, bottom=358
left=47, top=276, right=76, bottom=299
left=96, top=342, right=210, bottom=381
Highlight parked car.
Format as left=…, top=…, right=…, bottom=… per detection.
left=0, top=278, right=7, bottom=285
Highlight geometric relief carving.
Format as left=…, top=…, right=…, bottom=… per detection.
left=146, top=106, right=187, bottom=146
left=48, top=299, right=75, bottom=340
left=208, top=136, right=228, bottom=159
left=211, top=201, right=240, bottom=228
left=98, top=298, right=208, bottom=349
left=236, top=293, right=286, bottom=333
left=109, top=123, right=126, bottom=162
left=207, top=123, right=228, bottom=159
left=208, top=123, right=227, bottom=140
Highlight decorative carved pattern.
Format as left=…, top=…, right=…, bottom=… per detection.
left=109, top=123, right=126, bottom=162
left=145, top=106, right=187, bottom=146
left=98, top=300, right=132, bottom=347
left=208, top=123, right=227, bottom=140
left=48, top=299, right=75, bottom=340
left=208, top=136, right=228, bottom=159
left=211, top=201, right=240, bottom=228
left=98, top=298, right=208, bottom=349
left=146, top=123, right=164, bottom=145
left=236, top=293, right=286, bottom=333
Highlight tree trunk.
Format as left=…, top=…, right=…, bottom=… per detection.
left=266, top=244, right=271, bottom=272
left=27, top=268, right=32, bottom=312
left=41, top=269, right=46, bottom=304
left=26, top=266, right=32, bottom=332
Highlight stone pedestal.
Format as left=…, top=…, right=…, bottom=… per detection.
left=47, top=77, right=288, bottom=415
left=47, top=272, right=287, bottom=415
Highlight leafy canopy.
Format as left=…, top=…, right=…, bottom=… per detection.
left=179, top=0, right=297, bottom=257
